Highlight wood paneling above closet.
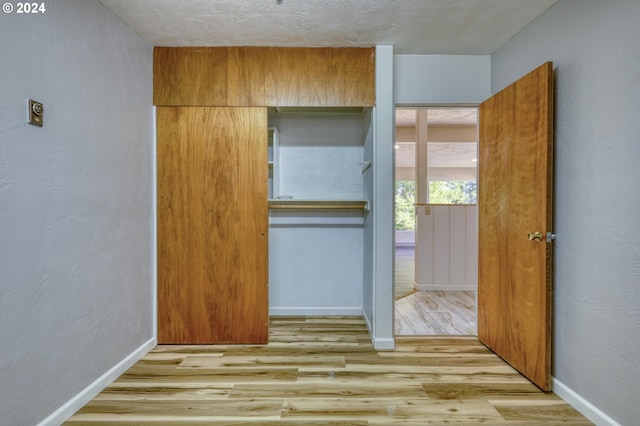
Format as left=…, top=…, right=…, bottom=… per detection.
left=154, top=46, right=375, bottom=107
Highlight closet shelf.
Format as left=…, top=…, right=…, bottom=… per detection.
left=268, top=199, right=368, bottom=211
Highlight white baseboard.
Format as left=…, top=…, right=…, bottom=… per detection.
left=415, top=284, right=476, bottom=291
left=37, top=337, right=156, bottom=426
left=552, top=377, right=621, bottom=426
left=363, top=309, right=373, bottom=333
left=373, top=337, right=395, bottom=350
left=356, top=310, right=395, bottom=350
left=269, top=307, right=363, bottom=316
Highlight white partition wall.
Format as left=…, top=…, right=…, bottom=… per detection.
left=415, top=205, right=478, bottom=291
left=394, top=55, right=491, bottom=105
left=369, top=45, right=396, bottom=349
left=362, top=106, right=375, bottom=330
left=388, top=55, right=491, bottom=346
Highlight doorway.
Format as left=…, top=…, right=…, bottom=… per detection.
left=394, top=106, right=478, bottom=336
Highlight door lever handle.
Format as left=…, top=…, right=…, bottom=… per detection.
left=527, top=231, right=543, bottom=242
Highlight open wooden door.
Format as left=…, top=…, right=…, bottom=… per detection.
left=157, top=106, right=269, bottom=344
left=478, top=62, right=554, bottom=390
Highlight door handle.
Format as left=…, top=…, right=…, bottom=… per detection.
left=527, top=231, right=543, bottom=242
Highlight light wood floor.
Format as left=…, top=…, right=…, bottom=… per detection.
left=395, top=246, right=477, bottom=336
left=66, top=317, right=591, bottom=425
left=394, top=246, right=415, bottom=298
left=396, top=291, right=476, bottom=336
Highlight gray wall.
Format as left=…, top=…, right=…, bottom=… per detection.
left=394, top=55, right=490, bottom=105
left=0, top=1, right=154, bottom=424
left=369, top=45, right=395, bottom=349
left=362, top=105, right=374, bottom=332
left=491, top=1, right=640, bottom=424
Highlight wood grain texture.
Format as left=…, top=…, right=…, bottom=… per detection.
left=478, top=62, right=554, bottom=390
left=263, top=47, right=279, bottom=106
left=227, top=47, right=266, bottom=106
left=344, top=47, right=376, bottom=106
left=65, top=317, right=591, bottom=425
left=395, top=291, right=476, bottom=335
left=272, top=47, right=302, bottom=106
left=394, top=247, right=414, bottom=297
left=154, top=47, right=375, bottom=107
left=157, top=107, right=268, bottom=344
left=153, top=47, right=228, bottom=106
left=298, top=47, right=328, bottom=106
left=327, top=48, right=376, bottom=106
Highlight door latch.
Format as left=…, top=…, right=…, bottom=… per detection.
left=527, top=231, right=543, bottom=241
left=528, top=231, right=556, bottom=242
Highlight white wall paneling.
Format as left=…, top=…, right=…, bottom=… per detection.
left=449, top=206, right=467, bottom=286
left=433, top=205, right=451, bottom=285
left=415, top=205, right=478, bottom=291
left=465, top=206, right=479, bottom=288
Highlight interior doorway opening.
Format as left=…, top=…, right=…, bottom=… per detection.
left=394, top=106, right=479, bottom=336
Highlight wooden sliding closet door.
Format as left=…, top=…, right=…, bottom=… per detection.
left=157, top=107, right=269, bottom=344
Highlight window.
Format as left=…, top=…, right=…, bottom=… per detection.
left=395, top=181, right=415, bottom=230
left=428, top=180, right=477, bottom=204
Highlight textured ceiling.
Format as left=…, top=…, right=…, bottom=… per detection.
left=99, top=0, right=558, bottom=54
left=396, top=108, right=477, bottom=127
left=395, top=142, right=477, bottom=168
left=98, top=0, right=539, bottom=171
left=395, top=107, right=478, bottom=169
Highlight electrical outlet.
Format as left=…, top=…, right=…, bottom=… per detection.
left=28, top=99, right=43, bottom=127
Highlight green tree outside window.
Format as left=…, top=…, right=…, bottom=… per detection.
left=395, top=181, right=415, bottom=230
left=429, top=181, right=477, bottom=204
